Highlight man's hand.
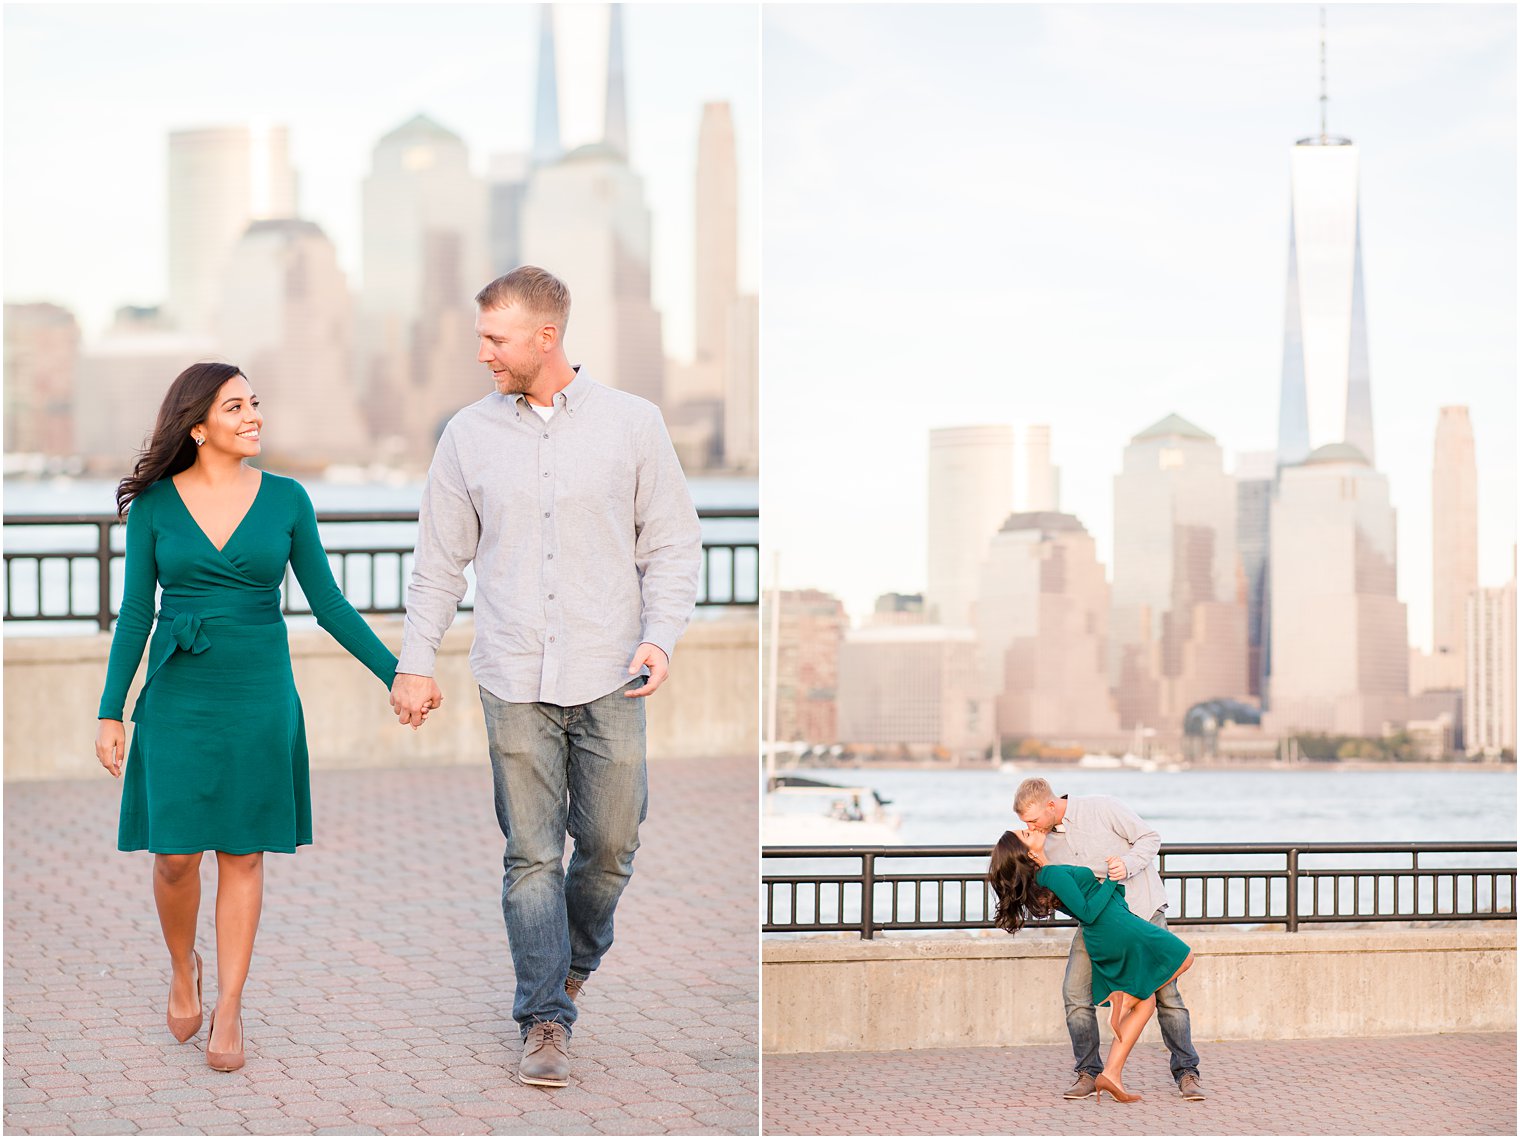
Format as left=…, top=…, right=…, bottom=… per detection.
left=391, top=673, right=443, bottom=731
left=624, top=643, right=669, bottom=697
left=96, top=719, right=126, bottom=778
left=1106, top=856, right=1127, bottom=880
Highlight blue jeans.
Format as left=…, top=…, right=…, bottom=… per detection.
left=480, top=680, right=648, bottom=1039
left=1061, top=908, right=1200, bottom=1082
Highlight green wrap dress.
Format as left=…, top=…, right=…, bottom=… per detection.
left=1036, top=863, right=1190, bottom=1006
left=98, top=473, right=398, bottom=854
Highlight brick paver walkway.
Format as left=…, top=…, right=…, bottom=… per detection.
left=763, top=1033, right=1516, bottom=1135
left=4, top=755, right=758, bottom=1135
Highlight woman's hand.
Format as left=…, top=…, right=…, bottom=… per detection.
left=96, top=719, right=126, bottom=778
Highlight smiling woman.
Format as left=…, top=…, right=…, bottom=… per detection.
left=93, top=361, right=401, bottom=1073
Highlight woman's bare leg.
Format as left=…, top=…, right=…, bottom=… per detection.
left=1108, top=995, right=1126, bottom=1038
left=210, top=851, right=264, bottom=1052
left=1101, top=993, right=1156, bottom=1089
left=153, top=853, right=203, bottom=1017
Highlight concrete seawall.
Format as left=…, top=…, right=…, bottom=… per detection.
left=762, top=926, right=1517, bottom=1053
left=3, top=614, right=758, bottom=780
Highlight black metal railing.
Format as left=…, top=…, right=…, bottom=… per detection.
left=762, top=842, right=1518, bottom=938
left=2, top=508, right=759, bottom=631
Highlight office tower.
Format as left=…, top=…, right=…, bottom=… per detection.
left=1111, top=414, right=1247, bottom=729
left=74, top=314, right=216, bottom=471
left=695, top=102, right=738, bottom=386
left=1432, top=406, right=1479, bottom=684
left=723, top=294, right=759, bottom=470
left=520, top=8, right=664, bottom=405
left=870, top=592, right=927, bottom=627
left=925, top=425, right=1015, bottom=628
left=359, top=114, right=488, bottom=459
left=488, top=153, right=529, bottom=276
left=1465, top=570, right=1517, bottom=756
left=3, top=303, right=79, bottom=456
left=168, top=126, right=296, bottom=336
left=836, top=626, right=989, bottom=756
left=1275, top=34, right=1374, bottom=467
left=1235, top=450, right=1276, bottom=699
left=531, top=4, right=563, bottom=168
left=766, top=589, right=848, bottom=745
left=976, top=511, right=1119, bottom=740
left=1267, top=444, right=1408, bottom=735
left=216, top=220, right=369, bottom=468
left=1023, top=425, right=1060, bottom=511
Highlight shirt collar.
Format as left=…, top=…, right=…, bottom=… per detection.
left=504, top=365, right=593, bottom=417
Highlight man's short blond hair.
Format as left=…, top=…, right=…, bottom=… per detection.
left=474, top=265, right=570, bottom=332
left=1014, top=777, right=1056, bottom=815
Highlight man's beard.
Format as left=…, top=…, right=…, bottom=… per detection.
left=496, top=359, right=541, bottom=393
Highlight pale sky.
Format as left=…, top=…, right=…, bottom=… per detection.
left=762, top=3, right=1517, bottom=653
left=2, top=1, right=759, bottom=360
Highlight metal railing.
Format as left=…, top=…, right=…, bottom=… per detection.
left=762, top=842, right=1518, bottom=938
left=2, top=508, right=759, bottom=631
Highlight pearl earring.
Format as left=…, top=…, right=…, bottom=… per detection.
left=194, top=435, right=205, bottom=447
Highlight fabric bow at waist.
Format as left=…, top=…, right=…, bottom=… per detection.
left=143, top=596, right=284, bottom=691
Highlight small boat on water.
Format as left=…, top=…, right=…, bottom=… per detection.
left=762, top=774, right=903, bottom=846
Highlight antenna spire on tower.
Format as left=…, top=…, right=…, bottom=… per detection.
left=1318, top=6, right=1328, bottom=142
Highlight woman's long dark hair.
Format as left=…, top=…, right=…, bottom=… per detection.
left=115, top=362, right=245, bottom=517
left=987, top=830, right=1058, bottom=934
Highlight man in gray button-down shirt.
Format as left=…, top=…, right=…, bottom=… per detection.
left=1015, top=778, right=1204, bottom=1102
left=391, top=267, right=702, bottom=1087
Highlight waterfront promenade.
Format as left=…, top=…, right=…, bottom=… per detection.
left=4, top=755, right=758, bottom=1135
left=763, top=1033, right=1516, bottom=1135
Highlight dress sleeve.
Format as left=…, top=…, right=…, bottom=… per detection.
left=98, top=493, right=159, bottom=719
left=287, top=481, right=399, bottom=688
left=1040, top=865, right=1121, bottom=924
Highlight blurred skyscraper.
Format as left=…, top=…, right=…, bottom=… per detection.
left=1267, top=444, right=1408, bottom=735
left=695, top=102, right=738, bottom=388
left=1022, top=425, right=1060, bottom=512
left=765, top=589, right=848, bottom=745
left=521, top=5, right=665, bottom=406
left=1430, top=406, right=1478, bottom=687
left=723, top=293, right=759, bottom=470
left=1275, top=46, right=1374, bottom=467
left=976, top=511, right=1119, bottom=740
left=925, top=425, right=1015, bottom=628
left=1465, top=566, right=1517, bottom=756
left=837, top=626, right=989, bottom=757
left=488, top=153, right=529, bottom=276
left=217, top=220, right=369, bottom=467
left=3, top=303, right=79, bottom=457
left=359, top=114, right=488, bottom=460
left=167, top=126, right=296, bottom=337
left=1235, top=450, right=1276, bottom=699
left=1111, top=414, right=1246, bottom=730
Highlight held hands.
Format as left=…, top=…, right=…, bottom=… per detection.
left=96, top=719, right=126, bottom=778
left=390, top=673, right=443, bottom=731
left=624, top=642, right=669, bottom=697
left=1106, top=856, right=1128, bottom=881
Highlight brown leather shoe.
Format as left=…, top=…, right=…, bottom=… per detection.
left=167, top=950, right=204, bottom=1043
left=519, top=1021, right=570, bottom=1087
left=565, top=975, right=586, bottom=1004
left=1178, top=1073, right=1206, bottom=1101
left=205, top=1010, right=245, bottom=1073
left=1063, top=1072, right=1097, bottom=1099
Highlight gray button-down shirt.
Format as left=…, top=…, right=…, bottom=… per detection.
left=397, top=369, right=702, bottom=707
left=1043, top=795, right=1168, bottom=922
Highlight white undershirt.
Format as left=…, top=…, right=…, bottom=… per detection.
left=530, top=403, right=555, bottom=421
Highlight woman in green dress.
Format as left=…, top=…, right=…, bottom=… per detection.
left=988, top=827, right=1194, bottom=1103
left=94, top=362, right=406, bottom=1072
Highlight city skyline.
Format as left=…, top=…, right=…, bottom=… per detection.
left=2, top=3, right=759, bottom=362
left=762, top=3, right=1517, bottom=652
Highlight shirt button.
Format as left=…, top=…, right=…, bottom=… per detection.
left=547, top=554, right=553, bottom=560
left=543, top=433, right=549, bottom=439
left=549, top=636, right=556, bottom=643
left=543, top=511, right=550, bottom=518
left=548, top=594, right=555, bottom=600
left=543, top=472, right=549, bottom=477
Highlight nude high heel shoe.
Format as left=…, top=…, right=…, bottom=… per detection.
left=1095, top=1074, right=1142, bottom=1103
left=206, top=1009, right=245, bottom=1072
left=166, top=951, right=204, bottom=1042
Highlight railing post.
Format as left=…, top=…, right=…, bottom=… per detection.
left=96, top=519, right=113, bottom=633
left=1286, top=847, right=1299, bottom=933
left=861, top=852, right=876, bottom=940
